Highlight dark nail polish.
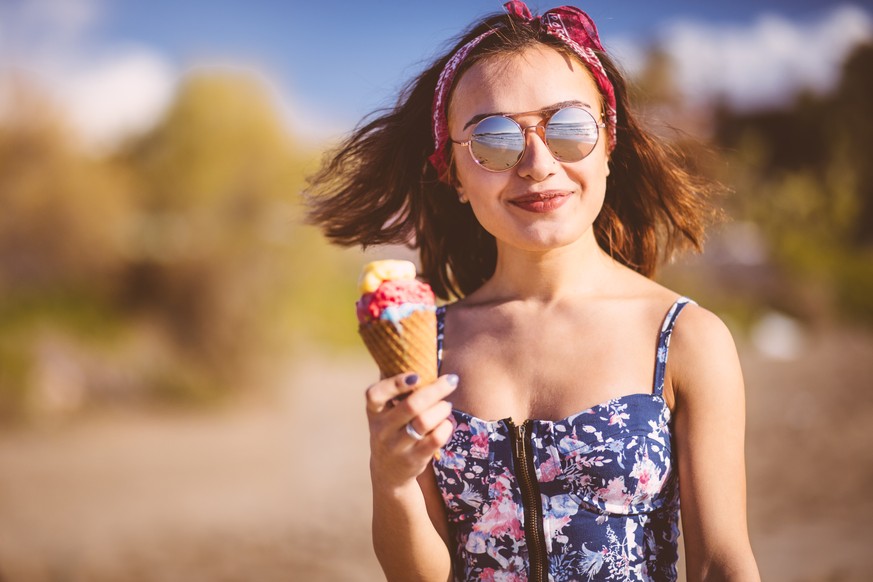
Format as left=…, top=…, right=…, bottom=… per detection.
left=405, top=374, right=419, bottom=386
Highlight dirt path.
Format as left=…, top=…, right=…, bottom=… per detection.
left=740, top=324, right=873, bottom=580
left=1, top=326, right=872, bottom=581
left=0, top=354, right=383, bottom=581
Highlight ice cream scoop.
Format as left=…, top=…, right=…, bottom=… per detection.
left=358, top=259, right=417, bottom=294
left=356, top=260, right=438, bottom=384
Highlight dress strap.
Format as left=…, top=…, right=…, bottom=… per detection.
left=436, top=305, right=447, bottom=374
left=653, top=296, right=696, bottom=397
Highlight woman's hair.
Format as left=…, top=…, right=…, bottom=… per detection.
left=305, top=9, right=720, bottom=300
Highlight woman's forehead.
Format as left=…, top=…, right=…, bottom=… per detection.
left=447, top=45, right=600, bottom=125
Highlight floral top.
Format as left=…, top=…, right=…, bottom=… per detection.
left=432, top=297, right=694, bottom=581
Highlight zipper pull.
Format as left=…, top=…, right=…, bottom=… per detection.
left=515, top=421, right=528, bottom=464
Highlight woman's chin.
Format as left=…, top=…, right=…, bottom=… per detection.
left=497, top=228, right=592, bottom=255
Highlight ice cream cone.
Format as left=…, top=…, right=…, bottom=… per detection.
left=358, top=309, right=438, bottom=385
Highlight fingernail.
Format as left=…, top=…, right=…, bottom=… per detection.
left=405, top=374, right=419, bottom=386
left=446, top=374, right=459, bottom=388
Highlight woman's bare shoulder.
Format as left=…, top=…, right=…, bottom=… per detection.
left=671, top=303, right=738, bottom=359
left=667, top=301, right=744, bottom=403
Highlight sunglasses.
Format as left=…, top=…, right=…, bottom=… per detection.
left=451, top=106, right=606, bottom=172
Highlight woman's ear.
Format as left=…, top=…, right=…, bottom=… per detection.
left=456, top=183, right=469, bottom=204
left=451, top=167, right=469, bottom=203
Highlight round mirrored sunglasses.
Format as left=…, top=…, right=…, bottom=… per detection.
left=451, top=106, right=605, bottom=172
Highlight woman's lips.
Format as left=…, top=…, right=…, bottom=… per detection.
left=509, top=191, right=571, bottom=213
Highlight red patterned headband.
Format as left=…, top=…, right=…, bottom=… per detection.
left=427, top=1, right=617, bottom=181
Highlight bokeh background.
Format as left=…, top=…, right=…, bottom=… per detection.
left=1, top=0, right=872, bottom=580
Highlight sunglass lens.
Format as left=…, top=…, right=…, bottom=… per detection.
left=470, top=115, right=524, bottom=171
left=546, top=107, right=599, bottom=162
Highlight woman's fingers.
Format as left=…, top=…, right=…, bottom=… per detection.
left=366, top=375, right=458, bottom=485
left=365, top=372, right=421, bottom=415
left=366, top=373, right=458, bottom=416
left=408, top=417, right=454, bottom=455
left=406, top=400, right=453, bottom=440
left=386, top=374, right=457, bottom=430
left=367, top=373, right=458, bottom=452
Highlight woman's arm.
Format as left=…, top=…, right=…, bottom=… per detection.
left=669, top=306, right=761, bottom=581
left=366, top=373, right=457, bottom=581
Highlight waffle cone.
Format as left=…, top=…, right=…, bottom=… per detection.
left=358, top=309, right=438, bottom=385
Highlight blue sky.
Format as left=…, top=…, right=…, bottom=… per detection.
left=99, top=1, right=873, bottom=123
left=2, top=0, right=872, bottom=148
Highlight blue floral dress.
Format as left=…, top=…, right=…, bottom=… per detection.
left=431, top=297, right=694, bottom=581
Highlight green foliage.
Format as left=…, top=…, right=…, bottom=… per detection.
left=0, top=336, right=30, bottom=421
left=0, top=71, right=364, bottom=420
left=711, top=43, right=873, bottom=324
left=0, top=101, right=132, bottom=296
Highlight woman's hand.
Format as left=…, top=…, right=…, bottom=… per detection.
left=365, top=373, right=458, bottom=490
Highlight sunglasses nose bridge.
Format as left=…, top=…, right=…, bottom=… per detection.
left=514, top=122, right=558, bottom=172
left=520, top=123, right=549, bottom=152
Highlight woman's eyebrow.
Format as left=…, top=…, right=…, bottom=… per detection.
left=462, top=99, right=592, bottom=130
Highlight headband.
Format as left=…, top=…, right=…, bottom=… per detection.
left=427, top=1, right=618, bottom=181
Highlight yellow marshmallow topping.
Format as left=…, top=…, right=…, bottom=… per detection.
left=357, top=260, right=418, bottom=294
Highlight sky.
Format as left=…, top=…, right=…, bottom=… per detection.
left=2, top=0, right=872, bottom=150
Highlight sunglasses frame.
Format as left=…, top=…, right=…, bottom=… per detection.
left=450, top=105, right=606, bottom=172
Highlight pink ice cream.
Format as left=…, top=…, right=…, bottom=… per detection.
left=355, top=261, right=436, bottom=326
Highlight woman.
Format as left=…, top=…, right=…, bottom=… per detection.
left=306, top=2, right=760, bottom=580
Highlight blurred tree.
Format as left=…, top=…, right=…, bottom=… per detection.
left=832, top=43, right=873, bottom=245
left=119, top=71, right=364, bottom=400
left=0, top=80, right=132, bottom=296
left=712, top=43, right=873, bottom=323
left=629, top=46, right=684, bottom=120
left=0, top=70, right=364, bottom=420
left=0, top=78, right=134, bottom=419
left=118, top=72, right=351, bottom=399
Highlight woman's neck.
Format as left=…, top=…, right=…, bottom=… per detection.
left=474, top=230, right=619, bottom=305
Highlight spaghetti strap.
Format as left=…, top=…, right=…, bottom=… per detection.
left=436, top=305, right=447, bottom=375
left=653, top=296, right=696, bottom=396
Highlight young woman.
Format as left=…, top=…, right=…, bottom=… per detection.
left=307, top=2, right=760, bottom=580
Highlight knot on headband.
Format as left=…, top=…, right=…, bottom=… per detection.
left=505, top=0, right=602, bottom=50
left=503, top=0, right=533, bottom=20
left=428, top=1, right=617, bottom=182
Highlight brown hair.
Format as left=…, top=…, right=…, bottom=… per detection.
left=305, top=10, right=720, bottom=300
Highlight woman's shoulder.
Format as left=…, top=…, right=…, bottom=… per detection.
left=669, top=300, right=737, bottom=359
left=665, top=298, right=744, bottom=405
left=624, top=272, right=739, bottom=384
left=628, top=262, right=738, bottom=366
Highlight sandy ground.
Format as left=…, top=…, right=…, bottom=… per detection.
left=1, top=324, right=872, bottom=581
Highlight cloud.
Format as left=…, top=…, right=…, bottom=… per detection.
left=658, top=4, right=873, bottom=109
left=0, top=0, right=177, bottom=152
left=0, top=0, right=318, bottom=148
left=57, top=49, right=177, bottom=150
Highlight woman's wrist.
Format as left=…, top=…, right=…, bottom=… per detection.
left=370, top=467, right=426, bottom=500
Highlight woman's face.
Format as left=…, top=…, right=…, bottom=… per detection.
left=447, top=44, right=610, bottom=254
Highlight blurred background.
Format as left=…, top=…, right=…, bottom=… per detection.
left=1, top=0, right=872, bottom=580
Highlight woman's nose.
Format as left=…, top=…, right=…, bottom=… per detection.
left=515, top=125, right=556, bottom=180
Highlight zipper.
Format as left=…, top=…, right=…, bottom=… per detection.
left=508, top=418, right=548, bottom=582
